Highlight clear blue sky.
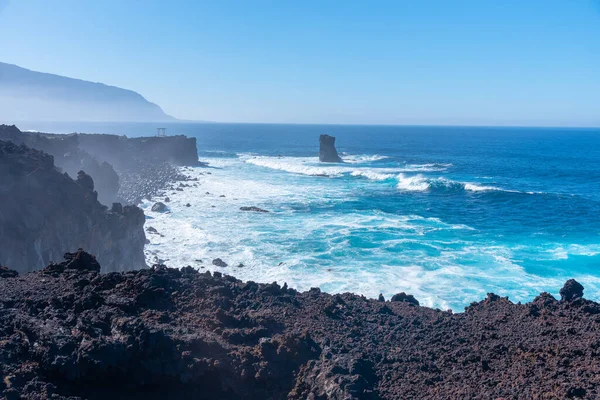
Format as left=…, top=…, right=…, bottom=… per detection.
left=0, top=0, right=599, bottom=126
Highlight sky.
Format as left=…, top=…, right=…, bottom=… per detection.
left=0, top=0, right=599, bottom=126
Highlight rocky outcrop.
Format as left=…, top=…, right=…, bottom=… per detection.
left=0, top=125, right=200, bottom=205
left=0, top=140, right=146, bottom=273
left=77, top=133, right=201, bottom=168
left=319, top=134, right=342, bottom=163
left=240, top=206, right=269, bottom=213
left=0, top=125, right=120, bottom=205
left=0, top=255, right=598, bottom=399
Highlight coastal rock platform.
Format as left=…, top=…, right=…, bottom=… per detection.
left=1, top=251, right=598, bottom=399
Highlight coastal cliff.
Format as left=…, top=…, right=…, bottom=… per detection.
left=0, top=125, right=120, bottom=205
left=0, top=125, right=200, bottom=205
left=0, top=251, right=597, bottom=399
left=0, top=141, right=146, bottom=273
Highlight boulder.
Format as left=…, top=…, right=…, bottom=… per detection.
left=390, top=292, right=420, bottom=306
left=560, top=279, right=584, bottom=302
left=212, top=258, right=228, bottom=267
left=319, top=134, right=342, bottom=163
left=151, top=202, right=168, bottom=212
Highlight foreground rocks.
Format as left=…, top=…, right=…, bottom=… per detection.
left=0, top=141, right=146, bottom=273
left=1, top=251, right=599, bottom=399
left=319, top=134, right=342, bottom=163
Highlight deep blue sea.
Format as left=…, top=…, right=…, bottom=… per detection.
left=18, top=122, right=600, bottom=310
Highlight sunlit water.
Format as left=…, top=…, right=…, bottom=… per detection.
left=19, top=122, right=600, bottom=310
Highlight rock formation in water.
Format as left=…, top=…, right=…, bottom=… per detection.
left=0, top=252, right=598, bottom=399
left=319, top=134, right=342, bottom=162
left=0, top=140, right=146, bottom=273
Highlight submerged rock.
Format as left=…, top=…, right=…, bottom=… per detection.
left=319, top=134, right=342, bottom=163
left=240, top=206, right=269, bottom=213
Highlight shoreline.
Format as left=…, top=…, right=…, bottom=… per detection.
left=0, top=250, right=595, bottom=399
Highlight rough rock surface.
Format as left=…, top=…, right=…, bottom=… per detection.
left=0, top=141, right=146, bottom=273
left=0, top=125, right=120, bottom=205
left=0, top=252, right=599, bottom=399
left=0, top=125, right=203, bottom=205
left=151, top=202, right=168, bottom=213
left=319, top=134, right=342, bottom=163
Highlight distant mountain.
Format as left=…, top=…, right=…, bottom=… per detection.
left=0, top=62, right=175, bottom=122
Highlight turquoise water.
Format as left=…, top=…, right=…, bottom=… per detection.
left=18, top=122, right=600, bottom=310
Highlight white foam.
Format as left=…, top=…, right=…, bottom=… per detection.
left=242, top=155, right=450, bottom=180
left=140, top=157, right=598, bottom=311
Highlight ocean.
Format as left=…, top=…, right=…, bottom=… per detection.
left=17, top=122, right=600, bottom=310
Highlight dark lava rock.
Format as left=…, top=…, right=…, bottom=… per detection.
left=560, top=279, right=584, bottom=302
left=240, top=206, right=269, bottom=213
left=0, top=262, right=598, bottom=399
left=164, top=196, right=170, bottom=202
left=0, top=140, right=146, bottom=273
left=0, top=265, right=18, bottom=278
left=212, top=258, right=228, bottom=267
left=151, top=202, right=168, bottom=212
left=390, top=292, right=420, bottom=306
left=186, top=203, right=191, bottom=207
left=76, top=170, right=95, bottom=192
left=319, top=134, right=342, bottom=163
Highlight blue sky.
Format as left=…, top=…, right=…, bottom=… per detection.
left=0, top=0, right=599, bottom=126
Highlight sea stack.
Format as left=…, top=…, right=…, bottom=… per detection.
left=319, top=134, right=342, bottom=163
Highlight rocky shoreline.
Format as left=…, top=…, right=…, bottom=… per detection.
left=0, top=125, right=202, bottom=274
left=0, top=251, right=598, bottom=399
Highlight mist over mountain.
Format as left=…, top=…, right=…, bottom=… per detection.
left=0, top=62, right=175, bottom=122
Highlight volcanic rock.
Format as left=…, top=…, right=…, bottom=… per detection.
left=0, top=141, right=146, bottom=273
left=151, top=202, right=168, bottom=212
left=212, top=258, right=228, bottom=267
left=390, top=292, right=420, bottom=306
left=240, top=206, right=269, bottom=213
left=0, top=254, right=598, bottom=399
left=560, top=279, right=584, bottom=302
left=319, top=134, right=342, bottom=163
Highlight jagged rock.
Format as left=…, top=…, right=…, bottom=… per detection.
left=319, top=134, right=342, bottom=163
left=0, top=140, right=146, bottom=273
left=151, top=202, right=168, bottom=212
left=390, top=292, right=420, bottom=306
left=212, top=258, right=228, bottom=267
left=0, top=125, right=203, bottom=206
left=378, top=293, right=385, bottom=302
left=0, top=265, right=18, bottom=278
left=1, top=260, right=596, bottom=399
left=76, top=170, right=95, bottom=192
left=560, top=279, right=584, bottom=302
left=240, top=206, right=269, bottom=213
